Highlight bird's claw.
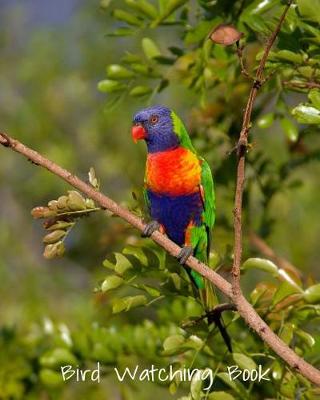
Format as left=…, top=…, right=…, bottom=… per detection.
left=142, top=220, right=161, bottom=238
left=177, top=246, right=193, bottom=265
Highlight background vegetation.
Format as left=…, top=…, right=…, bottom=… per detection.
left=0, top=0, right=320, bottom=399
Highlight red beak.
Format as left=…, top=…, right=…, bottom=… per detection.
left=132, top=124, right=146, bottom=143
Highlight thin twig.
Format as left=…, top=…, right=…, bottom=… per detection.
left=236, top=42, right=252, bottom=80
left=283, top=80, right=320, bottom=90
left=1, top=131, right=320, bottom=386
left=182, top=303, right=236, bottom=328
left=231, top=1, right=293, bottom=297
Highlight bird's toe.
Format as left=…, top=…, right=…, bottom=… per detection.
left=177, top=246, right=193, bottom=265
left=141, top=220, right=161, bottom=237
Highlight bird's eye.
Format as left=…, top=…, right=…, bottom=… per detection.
left=149, top=115, right=159, bottom=125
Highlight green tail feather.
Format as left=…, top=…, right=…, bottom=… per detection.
left=189, top=248, right=233, bottom=353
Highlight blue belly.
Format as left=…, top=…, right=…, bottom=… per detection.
left=147, top=190, right=203, bottom=246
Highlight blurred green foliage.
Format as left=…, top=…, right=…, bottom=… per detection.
left=1, top=0, right=320, bottom=399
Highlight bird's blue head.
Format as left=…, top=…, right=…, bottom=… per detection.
left=132, top=105, right=179, bottom=153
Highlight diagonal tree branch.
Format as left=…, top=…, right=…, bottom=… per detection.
left=249, top=232, right=302, bottom=280
left=231, top=0, right=293, bottom=297
left=1, top=131, right=320, bottom=386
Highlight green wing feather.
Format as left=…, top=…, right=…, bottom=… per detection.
left=189, top=157, right=217, bottom=309
left=200, top=157, right=215, bottom=255
left=171, top=111, right=196, bottom=153
left=143, top=185, right=150, bottom=214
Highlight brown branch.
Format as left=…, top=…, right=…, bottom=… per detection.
left=283, top=80, right=320, bottom=90
left=249, top=232, right=302, bottom=280
left=236, top=42, right=252, bottom=80
left=1, top=131, right=320, bottom=386
left=231, top=1, right=293, bottom=297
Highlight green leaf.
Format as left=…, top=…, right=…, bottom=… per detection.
left=130, top=63, right=155, bottom=76
left=208, top=392, right=235, bottom=400
left=217, top=373, right=249, bottom=400
left=170, top=273, right=181, bottom=290
left=142, top=37, right=161, bottom=59
left=271, top=361, right=283, bottom=380
left=123, top=246, right=148, bottom=266
left=308, top=89, right=320, bottom=109
left=114, top=253, right=133, bottom=274
left=40, top=348, right=77, bottom=368
left=279, top=323, right=294, bottom=345
left=97, top=79, right=126, bottom=93
left=129, top=85, right=153, bottom=97
left=103, top=253, right=133, bottom=274
left=257, top=112, right=274, bottom=129
left=101, top=275, right=124, bottom=292
left=190, top=371, right=203, bottom=400
left=304, top=284, right=320, bottom=303
left=125, top=0, right=158, bottom=19
left=297, top=0, right=320, bottom=23
left=274, top=50, right=303, bottom=64
left=112, top=295, right=147, bottom=313
left=242, top=258, right=278, bottom=275
left=291, top=104, right=320, bottom=124
left=232, top=353, right=257, bottom=370
left=184, top=20, right=216, bottom=45
left=112, top=9, right=142, bottom=26
left=243, top=0, right=279, bottom=16
left=39, top=369, right=64, bottom=387
left=280, top=118, right=299, bottom=142
left=295, top=329, right=315, bottom=347
left=140, top=284, right=161, bottom=297
left=272, top=281, right=300, bottom=306
left=162, top=334, right=185, bottom=355
left=243, top=14, right=269, bottom=35
left=152, top=0, right=189, bottom=26
left=106, top=64, right=135, bottom=79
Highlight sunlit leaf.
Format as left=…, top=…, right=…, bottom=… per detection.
left=297, top=0, right=320, bottom=23
left=106, top=64, right=135, bottom=79
left=242, top=258, right=278, bottom=275
left=304, top=284, right=320, bottom=303
left=257, top=112, right=274, bottom=129
left=232, top=353, right=257, bottom=370
left=291, top=104, right=320, bottom=124
left=272, top=281, right=301, bottom=306
left=295, top=329, right=315, bottom=347
left=280, top=118, right=299, bottom=142
left=112, top=9, right=142, bottom=26
left=129, top=85, right=153, bottom=97
left=308, top=89, right=320, bottom=109
left=142, top=37, right=161, bottom=59
left=125, top=0, right=158, bottom=19
left=101, top=275, right=124, bottom=292
left=97, top=79, right=126, bottom=93
left=112, top=295, right=147, bottom=313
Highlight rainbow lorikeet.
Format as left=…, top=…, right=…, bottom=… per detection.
left=132, top=105, right=231, bottom=352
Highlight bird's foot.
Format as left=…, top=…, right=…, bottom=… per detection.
left=141, top=220, right=161, bottom=238
left=177, top=246, right=193, bottom=265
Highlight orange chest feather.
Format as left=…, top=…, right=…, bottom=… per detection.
left=146, top=147, right=201, bottom=196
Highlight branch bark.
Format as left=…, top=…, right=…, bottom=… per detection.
left=1, top=0, right=319, bottom=387
left=249, top=232, right=302, bottom=280
left=231, top=1, right=293, bottom=296
left=1, top=132, right=320, bottom=386
left=283, top=80, right=320, bottom=90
